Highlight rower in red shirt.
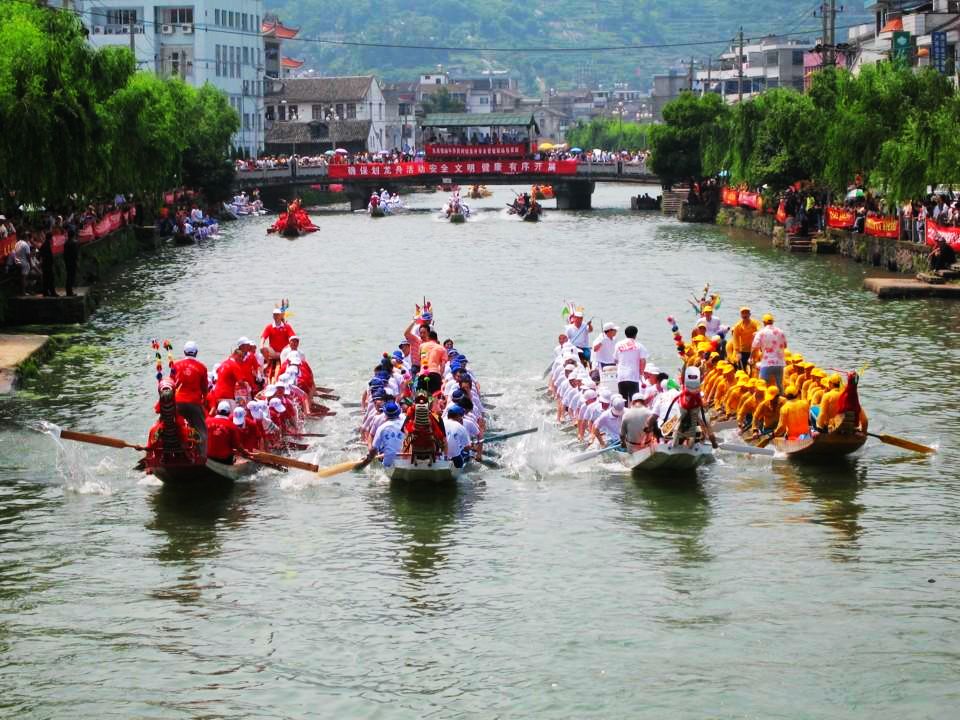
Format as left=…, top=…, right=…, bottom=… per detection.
left=260, top=307, right=296, bottom=379
left=280, top=351, right=315, bottom=395
left=173, top=340, right=208, bottom=455
left=232, top=406, right=262, bottom=454
left=206, top=400, right=245, bottom=463
left=207, top=341, right=246, bottom=411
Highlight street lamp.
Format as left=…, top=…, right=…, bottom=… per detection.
left=614, top=101, right=625, bottom=152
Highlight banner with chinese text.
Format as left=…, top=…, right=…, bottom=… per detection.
left=328, top=160, right=579, bottom=179
left=721, top=187, right=739, bottom=206
left=425, top=143, right=527, bottom=158
left=864, top=215, right=900, bottom=239
left=827, top=205, right=856, bottom=229
left=925, top=219, right=960, bottom=251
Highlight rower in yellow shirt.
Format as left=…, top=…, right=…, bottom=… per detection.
left=736, top=379, right=766, bottom=431
left=703, top=361, right=732, bottom=401
left=773, top=385, right=812, bottom=440
left=731, top=306, right=762, bottom=370
left=814, top=373, right=843, bottom=433
left=722, top=373, right=751, bottom=416
left=751, top=385, right=783, bottom=437
left=801, top=367, right=826, bottom=400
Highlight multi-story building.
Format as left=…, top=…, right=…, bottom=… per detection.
left=382, top=82, right=418, bottom=152
left=76, top=0, right=265, bottom=157
left=694, top=35, right=808, bottom=103
left=846, top=0, right=960, bottom=73
left=650, top=70, right=688, bottom=121
left=263, top=76, right=389, bottom=155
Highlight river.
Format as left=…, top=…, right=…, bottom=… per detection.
left=1, top=184, right=958, bottom=718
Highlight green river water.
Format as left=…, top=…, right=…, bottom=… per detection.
left=1, top=184, right=958, bottom=719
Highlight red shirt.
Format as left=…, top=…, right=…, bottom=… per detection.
left=206, top=415, right=242, bottom=461
left=261, top=322, right=296, bottom=353
left=208, top=355, right=242, bottom=408
left=235, top=418, right=262, bottom=453
left=173, top=357, right=208, bottom=405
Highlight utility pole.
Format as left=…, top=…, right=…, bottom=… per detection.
left=828, top=0, right=837, bottom=67
left=704, top=57, right=713, bottom=97
left=737, top=27, right=744, bottom=104
left=688, top=56, right=695, bottom=91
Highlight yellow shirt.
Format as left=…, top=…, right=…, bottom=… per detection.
left=736, top=392, right=761, bottom=426
left=723, top=384, right=748, bottom=416
left=731, top=318, right=761, bottom=353
left=816, top=389, right=842, bottom=430
left=754, top=396, right=782, bottom=431
left=775, top=398, right=812, bottom=439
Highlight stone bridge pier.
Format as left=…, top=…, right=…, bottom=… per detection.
left=553, top=180, right=595, bottom=210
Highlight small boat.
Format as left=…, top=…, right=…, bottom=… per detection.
left=617, top=442, right=714, bottom=475
left=771, top=431, right=868, bottom=460
left=449, top=212, right=466, bottom=224
left=384, top=457, right=464, bottom=484
left=149, top=457, right=260, bottom=489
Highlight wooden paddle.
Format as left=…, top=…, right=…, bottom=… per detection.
left=756, top=435, right=775, bottom=449
left=569, top=442, right=621, bottom=464
left=718, top=442, right=776, bottom=457
left=250, top=451, right=319, bottom=472
left=59, top=429, right=146, bottom=452
left=315, top=385, right=335, bottom=393
left=292, top=433, right=326, bottom=438
left=315, top=392, right=340, bottom=401
left=315, top=459, right=365, bottom=478
left=868, top=432, right=935, bottom=454
left=481, top=427, right=538, bottom=444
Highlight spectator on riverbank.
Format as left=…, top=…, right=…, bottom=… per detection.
left=928, top=236, right=957, bottom=270
left=64, top=225, right=79, bottom=296
left=39, top=230, right=57, bottom=297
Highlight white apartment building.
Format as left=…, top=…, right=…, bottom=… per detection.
left=76, top=0, right=265, bottom=157
left=694, top=35, right=809, bottom=102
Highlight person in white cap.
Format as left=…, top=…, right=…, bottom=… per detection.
left=260, top=306, right=296, bottom=377
left=205, top=400, right=245, bottom=462
left=577, top=387, right=600, bottom=442
left=591, top=322, right=619, bottom=369
left=666, top=366, right=718, bottom=448
left=173, top=340, right=209, bottom=456
left=564, top=310, right=593, bottom=363
left=280, top=335, right=301, bottom=365
left=593, top=394, right=625, bottom=447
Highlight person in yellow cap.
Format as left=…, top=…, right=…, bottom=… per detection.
left=802, top=368, right=826, bottom=401
left=731, top=306, right=761, bottom=371
left=751, top=313, right=787, bottom=391
left=814, top=373, right=843, bottom=433
left=702, top=360, right=729, bottom=401
left=773, top=384, right=812, bottom=441
left=736, top=379, right=766, bottom=431
left=750, top=384, right=783, bottom=438
left=722, top=372, right=751, bottom=417
left=706, top=363, right=737, bottom=408
left=697, top=304, right=721, bottom=336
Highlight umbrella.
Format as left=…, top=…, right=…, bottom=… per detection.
left=324, top=149, right=335, bottom=156
left=569, top=147, right=583, bottom=153
left=335, top=148, right=348, bottom=154
left=846, top=188, right=865, bottom=200
left=538, top=142, right=555, bottom=150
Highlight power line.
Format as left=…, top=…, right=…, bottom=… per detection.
left=14, top=0, right=859, bottom=55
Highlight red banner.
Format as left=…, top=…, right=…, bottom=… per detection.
left=0, top=234, right=16, bottom=260
left=721, top=187, right=739, bottom=207
left=864, top=215, right=899, bottom=239
left=425, top=143, right=527, bottom=159
left=775, top=200, right=787, bottom=224
left=739, top=191, right=762, bottom=211
left=827, top=205, right=856, bottom=229
left=925, top=219, right=960, bottom=251
left=328, top=159, right=579, bottom=179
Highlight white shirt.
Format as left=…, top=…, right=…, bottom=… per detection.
left=565, top=321, right=590, bottom=349
left=445, top=421, right=471, bottom=460
left=372, top=418, right=406, bottom=466
left=280, top=344, right=300, bottom=364
left=462, top=416, right=481, bottom=443
left=591, top=332, right=617, bottom=365
left=698, top=316, right=722, bottom=337
left=614, top=339, right=649, bottom=382
left=594, top=409, right=623, bottom=443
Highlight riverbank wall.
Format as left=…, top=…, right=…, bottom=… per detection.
left=715, top=207, right=931, bottom=274
left=0, top=226, right=156, bottom=326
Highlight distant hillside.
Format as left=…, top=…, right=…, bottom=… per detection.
left=263, top=0, right=870, bottom=90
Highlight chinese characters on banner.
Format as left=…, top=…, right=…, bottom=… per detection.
left=721, top=187, right=739, bottom=207
left=932, top=31, right=947, bottom=74
left=327, top=160, right=579, bottom=179
left=925, top=219, right=960, bottom=251
left=738, top=191, right=762, bottom=211
left=425, top=144, right=527, bottom=158
left=826, top=205, right=857, bottom=229
left=864, top=215, right=900, bottom=239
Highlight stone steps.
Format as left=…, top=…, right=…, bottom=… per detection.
left=787, top=234, right=812, bottom=252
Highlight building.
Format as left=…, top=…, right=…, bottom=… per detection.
left=262, top=16, right=303, bottom=82
left=383, top=82, right=418, bottom=152
left=76, top=0, right=266, bottom=157
left=263, top=76, right=388, bottom=155
left=650, top=70, right=688, bottom=121
left=694, top=35, right=808, bottom=103
left=846, top=0, right=960, bottom=73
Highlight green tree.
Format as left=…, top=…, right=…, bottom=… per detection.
left=421, top=87, right=466, bottom=114
left=181, top=83, right=240, bottom=202
left=648, top=92, right=726, bottom=187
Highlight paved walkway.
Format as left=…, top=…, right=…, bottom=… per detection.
left=0, top=334, right=50, bottom=393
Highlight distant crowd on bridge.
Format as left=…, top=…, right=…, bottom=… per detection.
left=235, top=148, right=650, bottom=174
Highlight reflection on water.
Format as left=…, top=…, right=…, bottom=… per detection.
left=146, top=483, right=257, bottom=604
left=774, top=460, right=866, bottom=557
left=614, top=472, right=712, bottom=565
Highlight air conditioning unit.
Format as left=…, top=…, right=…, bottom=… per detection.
left=120, top=25, right=130, bottom=34
left=182, top=24, right=193, bottom=33
left=104, top=26, right=114, bottom=34
left=161, top=24, right=173, bottom=34
left=92, top=25, right=103, bottom=34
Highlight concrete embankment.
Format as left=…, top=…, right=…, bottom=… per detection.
left=0, top=333, right=50, bottom=394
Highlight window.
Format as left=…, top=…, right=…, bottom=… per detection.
left=244, top=113, right=251, bottom=130
left=166, top=8, right=193, bottom=24
left=311, top=104, right=322, bottom=120
left=435, top=78, right=441, bottom=84
left=256, top=15, right=260, bottom=30
left=243, top=80, right=249, bottom=95
left=228, top=11, right=234, bottom=27
left=346, top=103, right=356, bottom=119
left=278, top=104, right=286, bottom=121
left=792, top=77, right=805, bottom=91
left=335, top=103, right=344, bottom=118
left=242, top=13, right=248, bottom=31
left=106, top=9, right=137, bottom=26
left=234, top=46, right=240, bottom=75
left=288, top=105, right=298, bottom=120
left=243, top=46, right=249, bottom=65
left=765, top=50, right=779, bottom=66
left=228, top=46, right=234, bottom=77
left=748, top=51, right=763, bottom=67
left=792, top=50, right=804, bottom=65
left=215, top=9, right=220, bottom=25
left=215, top=44, right=221, bottom=76
left=266, top=105, right=275, bottom=121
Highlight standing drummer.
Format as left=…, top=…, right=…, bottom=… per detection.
left=565, top=310, right=593, bottom=364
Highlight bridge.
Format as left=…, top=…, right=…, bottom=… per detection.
left=234, top=162, right=660, bottom=211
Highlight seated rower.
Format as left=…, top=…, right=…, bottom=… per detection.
left=206, top=400, right=246, bottom=463
left=667, top=367, right=718, bottom=449
left=772, top=385, right=811, bottom=441
left=619, top=389, right=663, bottom=452
left=362, top=401, right=405, bottom=468
left=593, top=394, right=625, bottom=448
left=444, top=404, right=473, bottom=468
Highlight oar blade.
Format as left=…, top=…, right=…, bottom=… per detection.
left=315, top=460, right=363, bottom=478
left=718, top=442, right=775, bottom=457
left=874, top=433, right=936, bottom=454
left=59, top=429, right=133, bottom=450
left=251, top=451, right=318, bottom=473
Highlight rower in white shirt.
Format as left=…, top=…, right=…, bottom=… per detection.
left=444, top=405, right=473, bottom=467
left=696, top=305, right=722, bottom=337
left=591, top=322, right=619, bottom=369
left=564, top=310, right=593, bottom=362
